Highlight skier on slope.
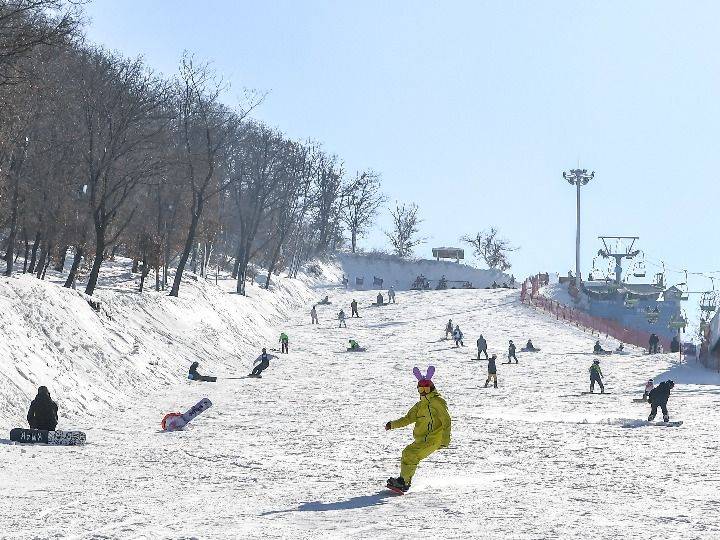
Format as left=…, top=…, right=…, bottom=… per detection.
left=445, top=319, right=454, bottom=339
left=351, top=299, right=360, bottom=318
left=338, top=309, right=347, bottom=328
left=279, top=332, right=289, bottom=354
left=643, top=378, right=654, bottom=401
left=647, top=380, right=675, bottom=422
left=453, top=325, right=464, bottom=347
left=188, top=362, right=217, bottom=382
left=249, top=348, right=278, bottom=378
left=385, top=366, right=451, bottom=493
left=476, top=335, right=488, bottom=359
left=310, top=305, right=318, bottom=324
left=508, top=340, right=518, bottom=363
left=589, top=359, right=605, bottom=393
left=388, top=286, right=396, bottom=303
left=484, top=355, right=498, bottom=388
left=27, top=386, right=58, bottom=431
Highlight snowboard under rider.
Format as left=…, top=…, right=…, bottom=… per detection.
left=589, top=359, right=604, bottom=393
left=476, top=335, right=488, bottom=359
left=484, top=355, right=498, bottom=388
left=385, top=366, right=451, bottom=493
left=445, top=319, right=453, bottom=339
left=508, top=340, right=518, bottom=363
left=648, top=380, right=675, bottom=422
left=351, top=299, right=359, bottom=318
left=250, top=348, right=277, bottom=377
left=279, top=332, right=289, bottom=354
left=310, top=305, right=318, bottom=324
left=27, top=386, right=58, bottom=431
left=453, top=326, right=464, bottom=348
left=338, top=310, right=347, bottom=328
left=188, top=362, right=217, bottom=382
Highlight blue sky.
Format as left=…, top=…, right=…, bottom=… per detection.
left=84, top=1, right=719, bottom=327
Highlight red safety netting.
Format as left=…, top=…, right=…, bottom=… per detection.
left=522, top=275, right=671, bottom=352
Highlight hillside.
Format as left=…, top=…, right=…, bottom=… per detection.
left=2, top=261, right=720, bottom=539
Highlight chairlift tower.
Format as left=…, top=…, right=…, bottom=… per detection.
left=563, top=168, right=595, bottom=290
left=597, top=236, right=640, bottom=284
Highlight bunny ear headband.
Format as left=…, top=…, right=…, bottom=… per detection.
left=413, top=365, right=436, bottom=381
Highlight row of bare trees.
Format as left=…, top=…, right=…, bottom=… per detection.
left=0, top=1, right=387, bottom=297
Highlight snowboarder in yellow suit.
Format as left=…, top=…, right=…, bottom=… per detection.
left=386, top=366, right=451, bottom=493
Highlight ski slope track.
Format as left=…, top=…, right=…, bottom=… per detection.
left=2, top=262, right=720, bottom=539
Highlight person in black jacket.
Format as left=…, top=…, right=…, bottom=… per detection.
left=27, top=386, right=58, bottom=431
left=188, top=362, right=217, bottom=382
left=648, top=333, right=660, bottom=354
left=508, top=340, right=518, bottom=363
left=484, top=355, right=498, bottom=388
left=670, top=336, right=680, bottom=353
left=648, top=380, right=675, bottom=422
left=476, top=335, right=488, bottom=359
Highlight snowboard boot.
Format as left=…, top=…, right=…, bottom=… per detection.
left=387, top=476, right=410, bottom=493
left=494, top=382, right=498, bottom=388
left=663, top=415, right=670, bottom=423
left=484, top=380, right=489, bottom=388
left=648, top=413, right=656, bottom=422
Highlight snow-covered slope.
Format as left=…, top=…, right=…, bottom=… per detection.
left=0, top=259, right=319, bottom=428
left=337, top=252, right=510, bottom=290
left=3, top=269, right=720, bottom=539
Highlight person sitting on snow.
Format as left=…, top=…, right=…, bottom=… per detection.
left=593, top=340, right=609, bottom=354
left=525, top=339, right=537, bottom=351
left=27, top=386, right=58, bottom=431
left=385, top=366, right=451, bottom=493
left=376, top=292, right=384, bottom=305
left=188, top=362, right=217, bottom=382
left=348, top=339, right=361, bottom=351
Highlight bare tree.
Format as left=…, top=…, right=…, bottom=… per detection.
left=385, top=202, right=423, bottom=258
left=341, top=170, right=384, bottom=253
left=462, top=227, right=517, bottom=271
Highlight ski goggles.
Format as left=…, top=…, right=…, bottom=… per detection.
left=417, top=385, right=432, bottom=395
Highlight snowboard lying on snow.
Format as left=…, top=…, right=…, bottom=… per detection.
left=10, top=428, right=86, bottom=445
left=162, top=398, right=213, bottom=431
left=520, top=347, right=541, bottom=352
left=346, top=347, right=367, bottom=352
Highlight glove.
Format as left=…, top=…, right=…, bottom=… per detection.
left=385, top=422, right=391, bottom=431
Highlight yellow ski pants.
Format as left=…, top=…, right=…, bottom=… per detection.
left=400, top=440, right=442, bottom=482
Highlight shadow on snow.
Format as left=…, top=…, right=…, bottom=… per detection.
left=261, top=491, right=393, bottom=515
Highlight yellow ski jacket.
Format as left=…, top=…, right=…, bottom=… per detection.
left=390, top=390, right=451, bottom=447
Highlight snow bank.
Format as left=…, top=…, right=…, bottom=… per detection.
left=0, top=258, right=318, bottom=428
left=336, top=252, right=510, bottom=291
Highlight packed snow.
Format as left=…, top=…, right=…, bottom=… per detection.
left=2, top=260, right=720, bottom=539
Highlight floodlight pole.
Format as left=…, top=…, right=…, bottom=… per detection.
left=563, top=168, right=595, bottom=290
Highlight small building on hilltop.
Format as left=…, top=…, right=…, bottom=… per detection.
left=432, top=247, right=464, bottom=263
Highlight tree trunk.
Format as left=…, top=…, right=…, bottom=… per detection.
left=139, top=253, right=149, bottom=293
left=35, top=239, right=48, bottom=279
left=64, top=244, right=84, bottom=288
left=351, top=229, right=357, bottom=253
left=85, top=226, right=106, bottom=296
left=54, top=245, right=69, bottom=272
left=3, top=171, right=19, bottom=276
left=170, top=197, right=204, bottom=297
left=27, top=231, right=41, bottom=274
left=40, top=243, right=52, bottom=280
left=22, top=230, right=29, bottom=273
